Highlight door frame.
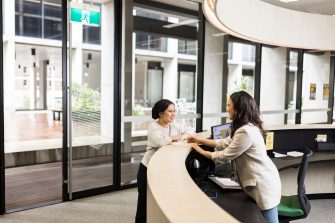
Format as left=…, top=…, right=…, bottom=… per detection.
left=0, top=0, right=5, bottom=215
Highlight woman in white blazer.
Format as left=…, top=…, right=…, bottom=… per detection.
left=135, top=99, right=194, bottom=223
left=188, top=91, right=281, bottom=223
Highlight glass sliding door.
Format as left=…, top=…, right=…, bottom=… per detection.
left=68, top=1, right=115, bottom=195
left=1, top=0, right=117, bottom=211
left=121, top=5, right=199, bottom=185
left=4, top=0, right=63, bottom=211
left=227, top=41, right=256, bottom=97
left=178, top=64, right=196, bottom=103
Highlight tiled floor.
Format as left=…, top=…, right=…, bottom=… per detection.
left=3, top=110, right=142, bottom=212
left=5, top=157, right=140, bottom=211
left=4, top=111, right=62, bottom=142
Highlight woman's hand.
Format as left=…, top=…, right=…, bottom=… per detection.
left=189, top=143, right=213, bottom=159
left=171, top=134, right=192, bottom=142
left=171, top=135, right=183, bottom=142
left=187, top=136, right=200, bottom=144
left=181, top=133, right=191, bottom=141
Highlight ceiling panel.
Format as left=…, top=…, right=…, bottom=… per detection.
left=152, top=0, right=200, bottom=11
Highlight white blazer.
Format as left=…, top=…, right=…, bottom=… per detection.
left=212, top=123, right=281, bottom=210
left=141, top=121, right=194, bottom=167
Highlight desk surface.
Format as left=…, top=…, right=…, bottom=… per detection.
left=265, top=124, right=335, bottom=131
left=147, top=138, right=335, bottom=222
left=147, top=143, right=268, bottom=223
left=147, top=143, right=239, bottom=223
left=273, top=151, right=335, bottom=171
left=191, top=175, right=265, bottom=222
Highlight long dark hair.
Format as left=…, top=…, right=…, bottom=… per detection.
left=229, top=91, right=265, bottom=140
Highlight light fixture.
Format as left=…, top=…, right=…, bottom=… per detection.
left=212, top=32, right=228, bottom=37
left=163, top=19, right=199, bottom=29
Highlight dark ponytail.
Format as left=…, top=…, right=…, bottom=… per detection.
left=152, top=99, right=174, bottom=119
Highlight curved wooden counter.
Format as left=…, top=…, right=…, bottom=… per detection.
left=147, top=143, right=238, bottom=223
left=147, top=125, right=335, bottom=222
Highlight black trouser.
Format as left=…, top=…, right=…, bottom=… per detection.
left=135, top=163, right=147, bottom=223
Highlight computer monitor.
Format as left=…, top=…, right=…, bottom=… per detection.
left=211, top=123, right=231, bottom=140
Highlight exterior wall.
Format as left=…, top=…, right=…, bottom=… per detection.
left=203, top=21, right=224, bottom=130
left=135, top=60, right=147, bottom=102
left=260, top=46, right=286, bottom=125
left=163, top=56, right=178, bottom=100
left=3, top=0, right=15, bottom=113
left=101, top=1, right=115, bottom=138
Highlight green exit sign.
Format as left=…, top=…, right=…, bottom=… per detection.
left=70, top=2, right=100, bottom=26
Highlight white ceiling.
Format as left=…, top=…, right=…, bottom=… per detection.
left=157, top=0, right=335, bottom=16
left=261, top=0, right=335, bottom=15
left=151, top=0, right=201, bottom=11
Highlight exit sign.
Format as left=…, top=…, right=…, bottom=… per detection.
left=70, top=2, right=100, bottom=26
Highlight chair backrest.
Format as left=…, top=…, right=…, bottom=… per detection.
left=297, top=148, right=313, bottom=217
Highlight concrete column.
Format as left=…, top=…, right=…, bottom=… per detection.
left=203, top=21, right=224, bottom=130
left=71, top=41, right=83, bottom=85
left=100, top=1, right=115, bottom=139
left=39, top=61, right=48, bottom=109
left=3, top=0, right=15, bottom=113
left=70, top=0, right=83, bottom=85
left=163, top=17, right=179, bottom=101
left=260, top=47, right=286, bottom=125
left=163, top=57, right=178, bottom=100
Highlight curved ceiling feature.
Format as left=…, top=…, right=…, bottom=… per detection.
left=203, top=0, right=335, bottom=50
left=261, top=0, right=335, bottom=15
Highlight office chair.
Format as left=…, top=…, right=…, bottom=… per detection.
left=278, top=148, right=313, bottom=223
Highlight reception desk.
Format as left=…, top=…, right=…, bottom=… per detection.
left=147, top=144, right=239, bottom=223
left=147, top=143, right=267, bottom=223
left=147, top=125, right=335, bottom=222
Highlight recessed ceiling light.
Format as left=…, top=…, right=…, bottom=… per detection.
left=163, top=19, right=199, bottom=28
left=212, top=33, right=228, bottom=37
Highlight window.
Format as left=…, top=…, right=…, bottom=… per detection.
left=301, top=51, right=331, bottom=124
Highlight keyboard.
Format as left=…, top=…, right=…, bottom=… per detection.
left=208, top=176, right=242, bottom=190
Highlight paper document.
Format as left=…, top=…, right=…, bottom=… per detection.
left=273, top=152, right=287, bottom=158
left=316, top=134, right=327, bottom=142
left=265, top=132, right=274, bottom=150
left=209, top=176, right=241, bottom=190
left=287, top=151, right=304, bottom=157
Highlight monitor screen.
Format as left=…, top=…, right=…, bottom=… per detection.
left=211, top=123, right=231, bottom=140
